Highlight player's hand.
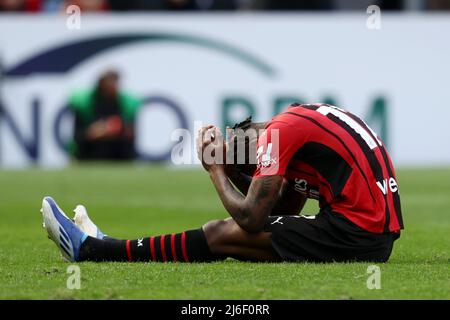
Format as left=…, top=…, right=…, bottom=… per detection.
left=196, top=125, right=227, bottom=172
left=223, top=126, right=236, bottom=176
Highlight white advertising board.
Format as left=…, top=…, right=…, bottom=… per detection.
left=0, top=14, right=449, bottom=167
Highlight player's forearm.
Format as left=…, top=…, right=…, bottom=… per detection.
left=209, top=167, right=263, bottom=233
left=225, top=166, right=252, bottom=195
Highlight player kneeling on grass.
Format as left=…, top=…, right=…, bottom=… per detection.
left=41, top=103, right=404, bottom=263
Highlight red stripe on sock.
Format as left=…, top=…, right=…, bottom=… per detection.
left=170, top=233, right=177, bottom=262
left=125, top=240, right=133, bottom=262
left=149, top=236, right=156, bottom=262
left=160, top=235, right=167, bottom=262
left=181, top=232, right=189, bottom=262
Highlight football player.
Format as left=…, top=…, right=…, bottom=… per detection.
left=41, top=103, right=403, bottom=263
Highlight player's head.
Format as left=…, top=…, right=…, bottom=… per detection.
left=96, top=69, right=120, bottom=98
left=227, top=116, right=267, bottom=175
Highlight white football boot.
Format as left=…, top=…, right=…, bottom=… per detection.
left=73, top=204, right=106, bottom=240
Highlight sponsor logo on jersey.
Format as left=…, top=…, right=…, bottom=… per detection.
left=293, top=178, right=320, bottom=199
left=256, top=143, right=277, bottom=168
left=294, top=178, right=308, bottom=192
left=376, top=177, right=398, bottom=195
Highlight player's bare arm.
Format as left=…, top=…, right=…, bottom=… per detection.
left=224, top=147, right=308, bottom=217
left=212, top=122, right=307, bottom=217
left=227, top=168, right=307, bottom=216
left=197, top=125, right=283, bottom=233
left=270, top=179, right=307, bottom=215
left=210, top=169, right=282, bottom=233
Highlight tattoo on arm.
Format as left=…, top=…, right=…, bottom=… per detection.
left=256, top=175, right=273, bottom=199
left=210, top=168, right=282, bottom=233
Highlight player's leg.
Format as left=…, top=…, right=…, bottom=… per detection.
left=202, top=218, right=280, bottom=262
left=72, top=201, right=280, bottom=261
left=75, top=205, right=279, bottom=261
left=78, top=218, right=280, bottom=263
left=79, top=227, right=220, bottom=262
left=42, top=196, right=218, bottom=262
left=42, top=197, right=280, bottom=263
left=79, top=219, right=280, bottom=262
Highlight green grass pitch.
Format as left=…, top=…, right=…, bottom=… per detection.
left=0, top=164, right=448, bottom=299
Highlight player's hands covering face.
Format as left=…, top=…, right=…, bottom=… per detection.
left=196, top=125, right=227, bottom=172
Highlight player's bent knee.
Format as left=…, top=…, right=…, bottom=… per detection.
left=202, top=219, right=235, bottom=254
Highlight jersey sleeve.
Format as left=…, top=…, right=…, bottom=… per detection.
left=253, top=120, right=305, bottom=178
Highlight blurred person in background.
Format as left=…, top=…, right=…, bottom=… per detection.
left=332, top=0, right=402, bottom=10
left=41, top=0, right=109, bottom=12
left=427, top=0, right=450, bottom=10
left=61, top=0, right=108, bottom=11
left=3, top=0, right=450, bottom=12
left=261, top=0, right=333, bottom=10
left=107, top=0, right=241, bottom=11
left=69, top=70, right=140, bottom=161
left=0, top=0, right=42, bottom=11
left=256, top=0, right=403, bottom=10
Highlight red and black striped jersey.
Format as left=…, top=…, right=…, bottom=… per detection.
left=253, top=103, right=403, bottom=234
